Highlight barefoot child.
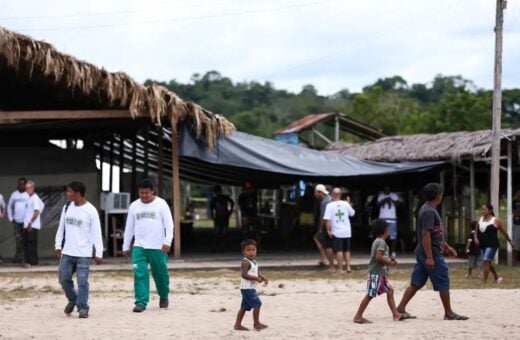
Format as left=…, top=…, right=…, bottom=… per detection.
left=353, top=219, right=403, bottom=323
left=234, top=239, right=268, bottom=331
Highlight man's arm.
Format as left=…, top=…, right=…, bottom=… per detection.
left=91, top=209, right=104, bottom=264
left=228, top=196, right=235, bottom=213
left=162, top=201, right=174, bottom=253
left=422, top=229, right=434, bottom=270
left=347, top=202, right=355, bottom=217
left=54, top=206, right=66, bottom=257
left=122, top=207, right=135, bottom=253
left=7, top=194, right=14, bottom=222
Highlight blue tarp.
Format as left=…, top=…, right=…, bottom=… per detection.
left=176, top=126, right=443, bottom=187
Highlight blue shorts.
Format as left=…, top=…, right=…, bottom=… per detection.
left=387, top=222, right=398, bottom=240
left=481, top=247, right=498, bottom=261
left=411, top=254, right=450, bottom=292
left=240, top=289, right=262, bottom=311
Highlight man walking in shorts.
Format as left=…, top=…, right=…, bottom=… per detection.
left=324, top=187, right=355, bottom=273
left=313, top=184, right=334, bottom=272
left=397, top=183, right=468, bottom=321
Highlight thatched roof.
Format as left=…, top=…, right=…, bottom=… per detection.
left=327, top=129, right=520, bottom=162
left=0, top=27, right=234, bottom=147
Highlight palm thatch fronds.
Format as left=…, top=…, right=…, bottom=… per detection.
left=327, top=129, right=520, bottom=162
left=0, top=27, right=234, bottom=147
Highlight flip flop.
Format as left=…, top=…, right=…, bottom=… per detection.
left=444, top=313, right=469, bottom=321
left=496, top=277, right=503, bottom=284
left=353, top=318, right=373, bottom=324
left=395, top=314, right=406, bottom=321
left=400, top=312, right=417, bottom=320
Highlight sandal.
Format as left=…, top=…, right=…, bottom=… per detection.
left=400, top=312, right=417, bottom=320
left=444, top=313, right=468, bottom=321
left=353, top=318, right=373, bottom=324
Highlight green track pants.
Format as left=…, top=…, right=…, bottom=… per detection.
left=132, top=246, right=170, bottom=307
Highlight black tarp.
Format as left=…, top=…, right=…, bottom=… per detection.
left=176, top=126, right=443, bottom=187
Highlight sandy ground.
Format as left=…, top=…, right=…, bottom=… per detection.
left=0, top=270, right=519, bottom=340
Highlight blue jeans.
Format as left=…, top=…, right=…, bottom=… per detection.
left=58, top=255, right=91, bottom=312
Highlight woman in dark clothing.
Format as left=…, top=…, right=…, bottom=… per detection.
left=474, top=203, right=515, bottom=284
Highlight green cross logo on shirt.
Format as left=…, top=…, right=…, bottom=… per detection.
left=335, top=209, right=345, bottom=223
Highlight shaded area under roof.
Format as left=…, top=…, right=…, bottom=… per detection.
left=327, top=129, right=520, bottom=162
left=274, top=112, right=386, bottom=141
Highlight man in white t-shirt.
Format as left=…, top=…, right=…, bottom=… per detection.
left=324, top=187, right=355, bottom=273
left=7, top=177, right=29, bottom=263
left=23, top=180, right=44, bottom=268
left=377, top=186, right=400, bottom=258
left=55, top=181, right=103, bottom=319
left=123, top=179, right=174, bottom=313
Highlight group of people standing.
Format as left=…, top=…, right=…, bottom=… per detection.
left=0, top=177, right=44, bottom=267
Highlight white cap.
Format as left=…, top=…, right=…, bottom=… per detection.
left=315, top=184, right=329, bottom=195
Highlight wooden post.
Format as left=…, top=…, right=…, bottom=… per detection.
left=144, top=126, right=150, bottom=178
left=119, top=135, right=124, bottom=192
left=158, top=125, right=165, bottom=197
left=507, top=140, right=513, bottom=266
left=131, top=137, right=137, bottom=201
left=98, top=140, right=104, bottom=193
left=108, top=138, right=114, bottom=192
left=171, top=119, right=181, bottom=258
left=470, top=160, right=476, bottom=220
left=490, top=0, right=506, bottom=214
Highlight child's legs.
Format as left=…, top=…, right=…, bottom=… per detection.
left=354, top=295, right=372, bottom=319
left=132, top=246, right=150, bottom=307
left=148, top=249, right=170, bottom=299
left=253, top=306, right=262, bottom=325
left=235, top=308, right=247, bottom=326
left=386, top=289, right=399, bottom=316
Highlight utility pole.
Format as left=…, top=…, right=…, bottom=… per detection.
left=490, top=0, right=506, bottom=213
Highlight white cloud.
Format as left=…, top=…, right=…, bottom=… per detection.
left=2, top=0, right=519, bottom=95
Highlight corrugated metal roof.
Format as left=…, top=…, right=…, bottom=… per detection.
left=274, top=112, right=386, bottom=141
left=274, top=113, right=334, bottom=134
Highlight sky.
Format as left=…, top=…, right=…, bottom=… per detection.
left=2, top=0, right=520, bottom=95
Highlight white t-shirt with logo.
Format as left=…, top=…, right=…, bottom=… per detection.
left=24, top=193, right=44, bottom=230
left=8, top=190, right=29, bottom=223
left=55, top=202, right=104, bottom=258
left=123, top=197, right=174, bottom=251
left=377, top=193, right=399, bottom=221
left=323, top=200, right=355, bottom=238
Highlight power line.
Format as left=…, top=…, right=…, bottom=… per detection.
left=11, top=0, right=339, bottom=32
left=0, top=0, right=244, bottom=21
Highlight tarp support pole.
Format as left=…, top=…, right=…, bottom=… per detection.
left=335, top=113, right=340, bottom=143
left=507, top=140, right=513, bottom=266
left=171, top=118, right=181, bottom=258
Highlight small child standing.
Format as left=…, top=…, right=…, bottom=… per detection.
left=234, top=239, right=268, bottom=331
left=465, top=221, right=482, bottom=278
left=353, top=219, right=403, bottom=323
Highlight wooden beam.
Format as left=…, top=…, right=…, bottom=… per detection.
left=171, top=117, right=181, bottom=258
left=131, top=137, right=137, bottom=201
left=144, top=126, right=150, bottom=178
left=119, top=135, right=125, bottom=191
left=108, top=138, right=114, bottom=192
left=0, top=110, right=131, bottom=120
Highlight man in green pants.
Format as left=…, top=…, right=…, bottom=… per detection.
left=123, top=179, right=174, bottom=313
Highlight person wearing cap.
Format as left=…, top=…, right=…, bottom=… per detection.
left=313, top=184, right=335, bottom=272
left=324, top=187, right=355, bottom=273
